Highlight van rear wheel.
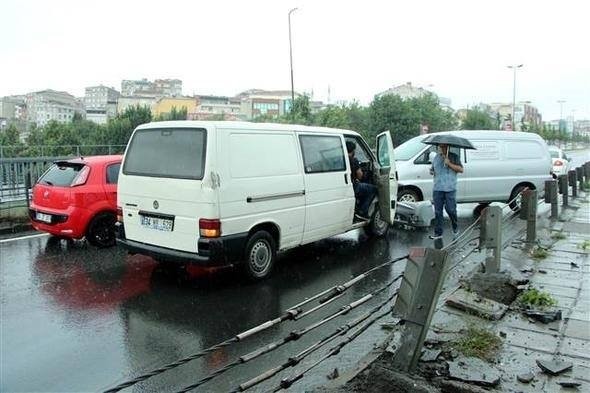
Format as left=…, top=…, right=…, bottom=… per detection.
left=508, top=185, right=530, bottom=212
left=243, top=231, right=276, bottom=280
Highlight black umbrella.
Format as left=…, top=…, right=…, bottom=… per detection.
left=422, top=133, right=476, bottom=150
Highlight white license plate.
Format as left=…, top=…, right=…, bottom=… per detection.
left=140, top=215, right=173, bottom=232
left=36, top=212, right=52, bottom=223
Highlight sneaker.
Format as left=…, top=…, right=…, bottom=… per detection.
left=354, top=213, right=370, bottom=221
left=453, top=230, right=459, bottom=240
left=428, top=234, right=443, bottom=240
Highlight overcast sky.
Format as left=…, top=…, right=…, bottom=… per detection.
left=1, top=0, right=588, bottom=120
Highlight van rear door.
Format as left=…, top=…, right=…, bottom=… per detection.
left=375, top=131, right=397, bottom=224
left=119, top=127, right=214, bottom=253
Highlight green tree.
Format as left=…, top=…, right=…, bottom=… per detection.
left=290, top=95, right=312, bottom=124
left=461, top=108, right=495, bottom=130
left=368, top=93, right=456, bottom=146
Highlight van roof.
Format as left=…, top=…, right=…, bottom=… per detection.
left=135, top=120, right=362, bottom=137
left=413, top=130, right=545, bottom=141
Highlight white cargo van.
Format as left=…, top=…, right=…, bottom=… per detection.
left=394, top=130, right=552, bottom=210
left=116, top=121, right=398, bottom=279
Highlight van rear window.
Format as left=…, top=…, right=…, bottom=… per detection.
left=123, top=128, right=206, bottom=180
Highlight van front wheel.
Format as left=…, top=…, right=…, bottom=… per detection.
left=365, top=209, right=390, bottom=237
left=243, top=231, right=276, bottom=280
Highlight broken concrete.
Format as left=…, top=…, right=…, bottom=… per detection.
left=447, top=356, right=502, bottom=387
left=438, top=379, right=491, bottom=393
left=536, top=359, right=573, bottom=375
left=523, top=309, right=563, bottom=324
left=445, top=288, right=508, bottom=320
left=465, top=272, right=521, bottom=304
left=556, top=380, right=582, bottom=388
left=517, top=372, right=535, bottom=383
left=420, top=349, right=442, bottom=362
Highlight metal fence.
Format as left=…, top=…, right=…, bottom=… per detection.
left=0, top=144, right=126, bottom=159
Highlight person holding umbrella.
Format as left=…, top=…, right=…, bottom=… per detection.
left=422, top=134, right=474, bottom=240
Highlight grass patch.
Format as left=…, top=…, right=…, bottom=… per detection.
left=517, top=288, right=557, bottom=308
left=531, top=246, right=549, bottom=259
left=551, top=232, right=567, bottom=240
left=579, top=240, right=590, bottom=250
left=582, top=181, right=590, bottom=192
left=449, top=326, right=502, bottom=361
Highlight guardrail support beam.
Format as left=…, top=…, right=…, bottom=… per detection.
left=480, top=205, right=502, bottom=273
left=391, top=247, right=449, bottom=372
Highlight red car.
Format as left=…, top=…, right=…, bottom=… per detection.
left=30, top=155, right=122, bottom=247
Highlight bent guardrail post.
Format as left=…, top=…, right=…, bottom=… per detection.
left=479, top=205, right=502, bottom=273
left=391, top=247, right=449, bottom=373
left=520, top=189, right=538, bottom=243
left=558, top=174, right=569, bottom=207
left=568, top=170, right=577, bottom=198
left=545, top=179, right=558, bottom=220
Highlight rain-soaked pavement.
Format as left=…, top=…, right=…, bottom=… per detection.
left=1, top=215, right=473, bottom=392
left=1, top=149, right=588, bottom=393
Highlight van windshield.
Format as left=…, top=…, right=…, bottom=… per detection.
left=394, top=136, right=427, bottom=161
left=123, top=128, right=207, bottom=180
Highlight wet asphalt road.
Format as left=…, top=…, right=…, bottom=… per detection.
left=1, top=150, right=588, bottom=393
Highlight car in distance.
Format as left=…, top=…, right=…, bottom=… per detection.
left=548, top=146, right=571, bottom=178
left=29, top=155, right=122, bottom=247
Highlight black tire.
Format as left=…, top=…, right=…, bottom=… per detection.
left=508, top=185, right=530, bottom=211
left=365, top=208, right=390, bottom=238
left=397, top=188, right=421, bottom=203
left=243, top=231, right=276, bottom=280
left=86, top=212, right=117, bottom=248
left=473, top=203, right=490, bottom=218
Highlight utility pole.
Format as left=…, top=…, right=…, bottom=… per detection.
left=507, top=64, right=523, bottom=130
left=557, top=100, right=566, bottom=133
left=288, top=8, right=298, bottom=118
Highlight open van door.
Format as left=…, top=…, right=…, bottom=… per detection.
left=375, top=131, right=398, bottom=224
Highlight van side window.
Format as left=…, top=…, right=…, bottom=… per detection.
left=106, top=163, right=121, bottom=184
left=299, top=135, right=346, bottom=173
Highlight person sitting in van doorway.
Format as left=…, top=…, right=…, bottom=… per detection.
left=429, top=143, right=463, bottom=240
left=346, top=141, right=377, bottom=221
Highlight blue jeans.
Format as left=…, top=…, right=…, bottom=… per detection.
left=354, top=182, right=377, bottom=217
left=433, top=190, right=458, bottom=236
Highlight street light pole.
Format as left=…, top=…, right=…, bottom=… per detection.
left=507, top=64, right=523, bottom=130
left=557, top=100, right=566, bottom=133
left=288, top=8, right=298, bottom=116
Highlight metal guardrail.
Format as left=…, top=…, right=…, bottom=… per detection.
left=0, top=145, right=126, bottom=159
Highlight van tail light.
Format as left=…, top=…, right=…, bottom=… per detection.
left=117, top=206, right=124, bottom=222
left=71, top=166, right=90, bottom=187
left=554, top=160, right=563, bottom=166
left=199, top=218, right=221, bottom=238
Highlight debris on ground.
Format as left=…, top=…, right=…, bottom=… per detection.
left=445, top=288, right=508, bottom=320
left=557, top=380, right=582, bottom=388
left=536, top=359, right=573, bottom=375
left=447, top=356, right=501, bottom=387
left=517, top=372, right=535, bottom=383
left=517, top=288, right=558, bottom=308
left=420, top=349, right=442, bottom=362
left=523, top=309, right=562, bottom=324
left=326, top=368, right=339, bottom=380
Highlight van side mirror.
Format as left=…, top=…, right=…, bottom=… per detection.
left=428, top=151, right=437, bottom=163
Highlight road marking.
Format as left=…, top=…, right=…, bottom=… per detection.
left=0, top=233, right=49, bottom=244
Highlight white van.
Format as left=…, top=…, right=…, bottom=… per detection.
left=116, top=121, right=398, bottom=279
left=394, top=130, right=552, bottom=210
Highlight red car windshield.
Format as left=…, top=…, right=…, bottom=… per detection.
left=38, top=163, right=85, bottom=187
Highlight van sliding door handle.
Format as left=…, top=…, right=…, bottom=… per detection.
left=344, top=173, right=348, bottom=184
